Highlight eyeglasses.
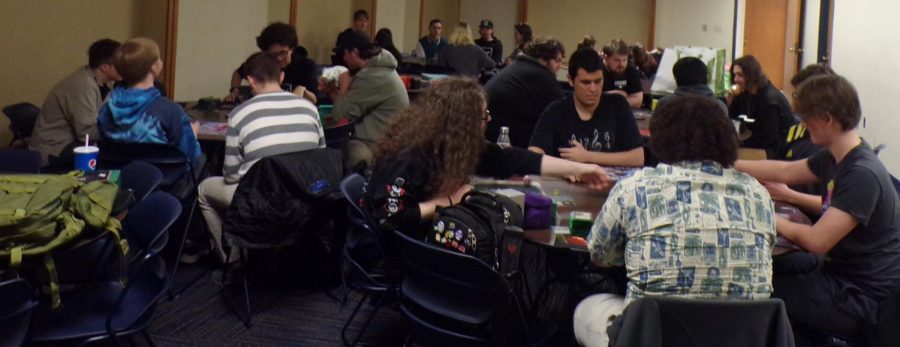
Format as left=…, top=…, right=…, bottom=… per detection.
left=482, top=109, right=491, bottom=122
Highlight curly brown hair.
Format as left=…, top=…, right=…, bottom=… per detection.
left=373, top=78, right=486, bottom=195
left=650, top=96, right=738, bottom=167
left=524, top=36, right=565, bottom=62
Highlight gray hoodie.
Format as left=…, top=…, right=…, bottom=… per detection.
left=333, top=50, right=410, bottom=145
left=656, top=84, right=728, bottom=117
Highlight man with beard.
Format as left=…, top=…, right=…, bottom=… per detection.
left=601, top=38, right=643, bottom=108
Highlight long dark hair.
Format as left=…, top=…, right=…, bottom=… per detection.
left=374, top=28, right=402, bottom=63
left=732, top=55, right=770, bottom=92
left=373, top=78, right=486, bottom=195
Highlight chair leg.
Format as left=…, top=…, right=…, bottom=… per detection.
left=168, top=199, right=202, bottom=299
left=350, top=291, right=388, bottom=347
left=240, top=247, right=252, bottom=328
left=142, top=330, right=157, bottom=347
left=341, top=293, right=369, bottom=346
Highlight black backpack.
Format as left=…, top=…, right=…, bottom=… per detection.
left=429, top=190, right=523, bottom=269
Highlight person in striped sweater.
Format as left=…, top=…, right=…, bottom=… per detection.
left=198, top=52, right=325, bottom=263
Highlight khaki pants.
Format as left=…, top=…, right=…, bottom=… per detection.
left=573, top=294, right=627, bottom=347
left=197, top=176, right=239, bottom=262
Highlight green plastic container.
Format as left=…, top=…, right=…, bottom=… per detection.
left=318, top=104, right=334, bottom=125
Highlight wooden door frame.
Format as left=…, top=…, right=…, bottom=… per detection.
left=164, top=0, right=178, bottom=98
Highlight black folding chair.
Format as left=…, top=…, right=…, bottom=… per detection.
left=0, top=149, right=41, bottom=173
left=0, top=278, right=38, bottom=347
left=2, top=102, right=39, bottom=148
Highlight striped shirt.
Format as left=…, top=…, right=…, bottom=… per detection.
left=224, top=91, right=324, bottom=184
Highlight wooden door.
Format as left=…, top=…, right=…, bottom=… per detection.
left=743, top=0, right=800, bottom=90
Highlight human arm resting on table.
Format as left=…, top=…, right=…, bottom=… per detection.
left=763, top=182, right=822, bottom=216
left=292, top=85, right=317, bottom=104
left=559, top=140, right=644, bottom=167
left=776, top=206, right=857, bottom=255
left=735, top=158, right=819, bottom=185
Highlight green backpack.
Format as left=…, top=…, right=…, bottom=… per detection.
left=0, top=172, right=128, bottom=309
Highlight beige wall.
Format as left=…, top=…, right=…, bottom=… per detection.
left=296, top=0, right=353, bottom=63
left=138, top=1, right=169, bottom=77
left=402, top=0, right=422, bottom=53
left=374, top=0, right=408, bottom=53
left=421, top=0, right=460, bottom=37
left=655, top=0, right=734, bottom=59
left=459, top=0, right=518, bottom=58
left=268, top=0, right=292, bottom=24
left=173, top=0, right=267, bottom=101
left=527, top=0, right=652, bottom=56
left=0, top=1, right=137, bottom=147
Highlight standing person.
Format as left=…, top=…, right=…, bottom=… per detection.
left=504, top=22, right=533, bottom=65
left=332, top=9, right=370, bottom=66
left=225, top=22, right=317, bottom=104
left=574, top=96, right=776, bottom=347
left=601, top=38, right=643, bottom=108
left=414, top=19, right=447, bottom=61
left=322, top=31, right=409, bottom=169
left=735, top=75, right=900, bottom=345
left=727, top=55, right=796, bottom=159
left=485, top=37, right=566, bottom=148
left=437, top=23, right=495, bottom=77
left=474, top=19, right=503, bottom=64
left=655, top=57, right=728, bottom=116
left=97, top=37, right=201, bottom=166
left=374, top=28, right=403, bottom=66
left=199, top=52, right=324, bottom=262
left=364, top=77, right=610, bottom=237
left=529, top=48, right=644, bottom=167
left=30, top=39, right=121, bottom=166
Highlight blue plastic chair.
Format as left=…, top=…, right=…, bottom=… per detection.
left=97, top=141, right=201, bottom=299
left=29, top=252, right=168, bottom=347
left=394, top=230, right=547, bottom=347
left=0, top=278, right=38, bottom=347
left=123, top=191, right=182, bottom=262
left=2, top=102, right=38, bottom=147
left=120, top=160, right=164, bottom=203
left=338, top=173, right=402, bottom=346
left=0, top=149, right=41, bottom=173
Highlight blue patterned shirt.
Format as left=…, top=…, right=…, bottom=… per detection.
left=588, top=161, right=776, bottom=304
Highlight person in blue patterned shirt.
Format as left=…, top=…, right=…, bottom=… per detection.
left=573, top=96, right=776, bottom=347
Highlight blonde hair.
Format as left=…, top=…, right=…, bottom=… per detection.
left=115, top=37, right=160, bottom=86
left=448, top=23, right=475, bottom=46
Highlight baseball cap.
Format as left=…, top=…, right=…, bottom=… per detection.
left=479, top=20, right=493, bottom=29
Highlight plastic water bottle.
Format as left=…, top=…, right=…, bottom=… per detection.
left=496, top=126, right=512, bottom=149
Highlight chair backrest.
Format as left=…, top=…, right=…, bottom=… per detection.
left=123, top=191, right=182, bottom=256
left=0, top=278, right=38, bottom=347
left=340, top=173, right=370, bottom=227
left=97, top=141, right=193, bottom=189
left=324, top=122, right=355, bottom=151
left=609, top=296, right=795, bottom=347
left=394, top=230, right=529, bottom=345
left=2, top=102, right=39, bottom=140
left=108, top=252, right=168, bottom=333
left=0, top=149, right=42, bottom=173
left=120, top=160, right=164, bottom=202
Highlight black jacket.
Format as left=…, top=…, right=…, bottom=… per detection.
left=484, top=56, right=564, bottom=148
left=608, top=296, right=795, bottom=347
left=224, top=148, right=344, bottom=245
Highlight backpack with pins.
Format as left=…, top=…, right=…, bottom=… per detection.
left=429, top=190, right=524, bottom=271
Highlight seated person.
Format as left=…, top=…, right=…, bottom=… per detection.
left=474, top=19, right=503, bottom=64
left=758, top=64, right=836, bottom=217
left=30, top=39, right=121, bottom=166
left=504, top=22, right=533, bottom=65
left=656, top=56, right=727, bottom=116
left=321, top=31, right=410, bottom=169
left=528, top=48, right=644, bottom=167
left=198, top=52, right=324, bottom=262
left=97, top=37, right=201, bottom=166
left=600, top=38, right=643, bottom=108
left=727, top=55, right=796, bottom=159
left=414, top=18, right=448, bottom=61
left=225, top=22, right=317, bottom=104
left=574, top=96, right=776, bottom=347
left=437, top=22, right=496, bottom=77
left=735, top=75, right=900, bottom=344
left=485, top=37, right=566, bottom=148
left=364, top=77, right=611, bottom=237
left=332, top=9, right=370, bottom=66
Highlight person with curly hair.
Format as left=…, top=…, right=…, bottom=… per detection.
left=226, top=22, right=317, bottom=103
left=485, top=36, right=566, bottom=148
left=363, top=77, right=610, bottom=237
left=574, top=96, right=776, bottom=347
left=437, top=22, right=495, bottom=77
left=727, top=55, right=796, bottom=159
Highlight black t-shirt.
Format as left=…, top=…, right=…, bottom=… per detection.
left=601, top=64, right=643, bottom=95
left=484, top=56, right=565, bottom=148
left=529, top=94, right=642, bottom=157
left=475, top=38, right=504, bottom=64
left=807, top=141, right=900, bottom=315
left=783, top=122, right=825, bottom=196
left=729, top=84, right=796, bottom=159
left=235, top=52, right=320, bottom=94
